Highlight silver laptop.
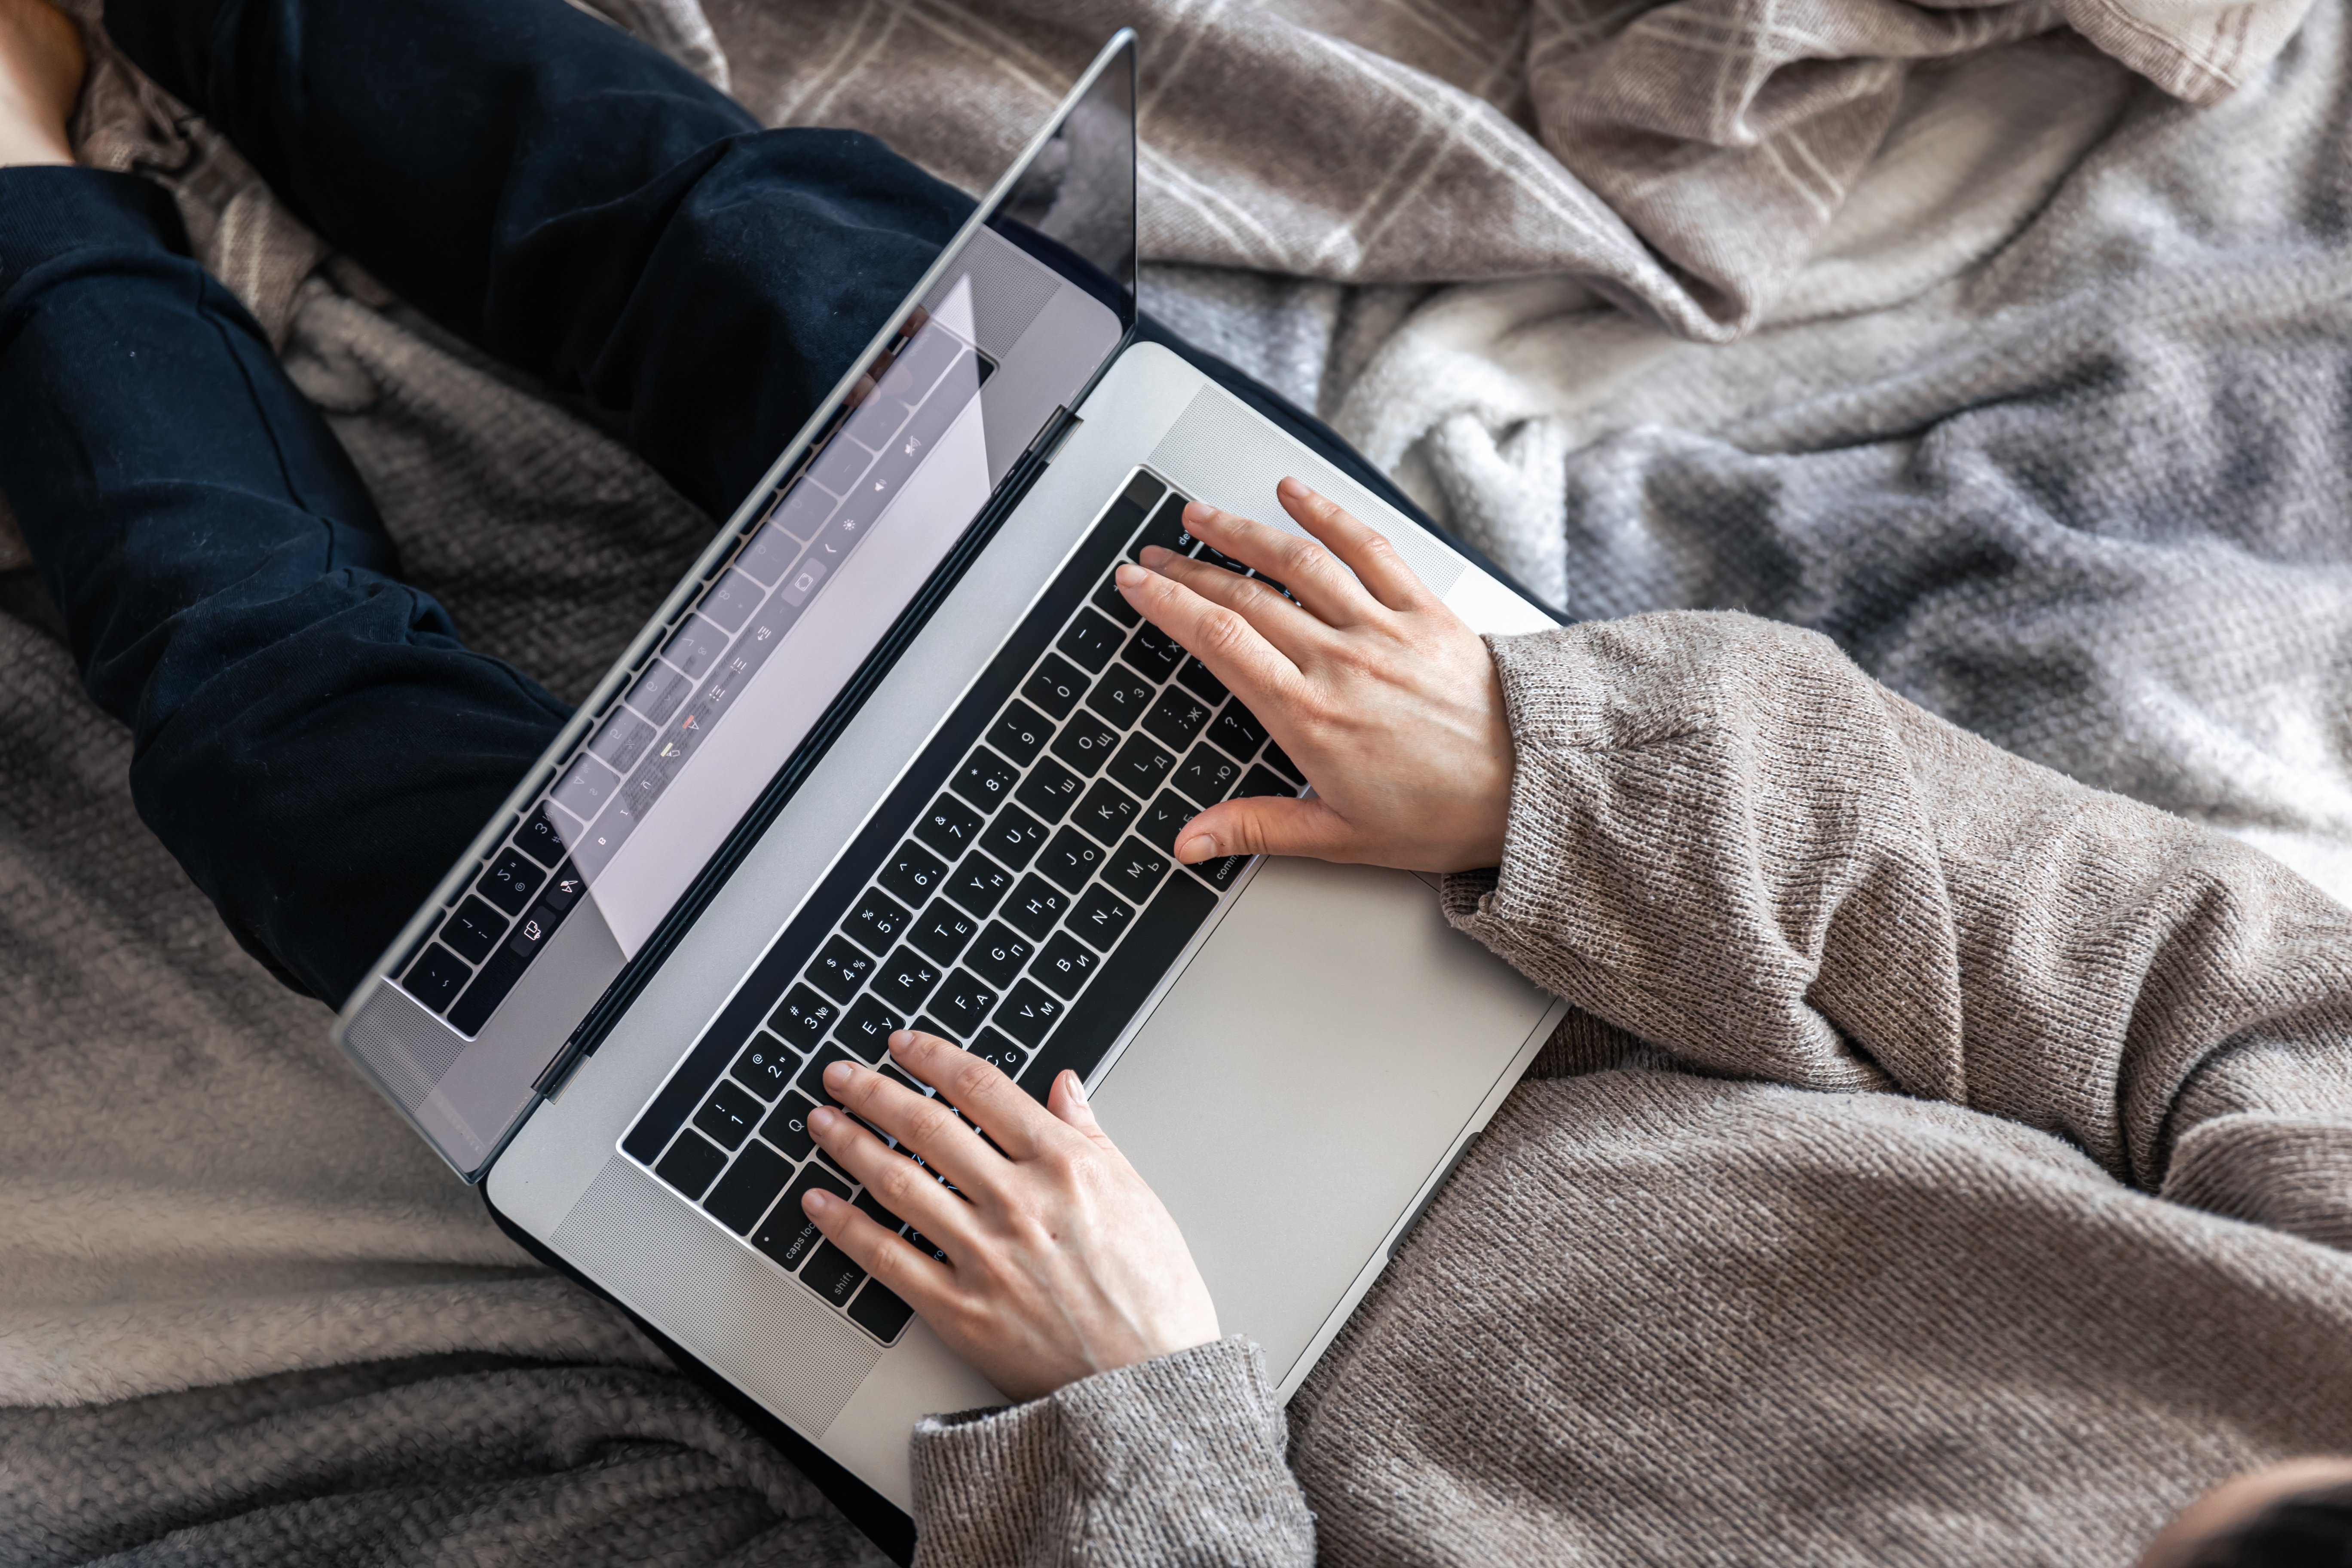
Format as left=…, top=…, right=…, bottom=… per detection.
left=332, top=31, right=1565, bottom=1556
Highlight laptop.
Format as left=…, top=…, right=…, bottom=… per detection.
left=332, top=30, right=1566, bottom=1559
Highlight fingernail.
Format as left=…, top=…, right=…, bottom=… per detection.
left=1277, top=476, right=1308, bottom=498
left=1176, top=832, right=1215, bottom=863
left=1115, top=561, right=1148, bottom=586
left=805, top=1189, right=835, bottom=1213
left=1062, top=1070, right=1087, bottom=1106
left=825, top=1061, right=853, bottom=1087
left=888, top=1029, right=912, bottom=1052
left=809, top=1106, right=838, bottom=1132
left=1185, top=500, right=1215, bottom=524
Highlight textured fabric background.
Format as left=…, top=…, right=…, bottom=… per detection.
left=0, top=0, right=2341, bottom=1560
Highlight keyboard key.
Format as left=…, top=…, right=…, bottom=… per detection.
left=1023, top=654, right=1088, bottom=720
left=1107, top=735, right=1177, bottom=799
left=693, top=1080, right=766, bottom=1149
left=1031, top=932, right=1102, bottom=999
left=1014, top=756, right=1085, bottom=822
left=703, top=1141, right=792, bottom=1234
left=1056, top=609, right=1124, bottom=673
left=801, top=1241, right=868, bottom=1308
left=441, top=896, right=506, bottom=965
left=1188, top=853, right=1249, bottom=891
left=629, top=660, right=692, bottom=725
left=1121, top=623, right=1186, bottom=683
left=1049, top=713, right=1120, bottom=776
left=993, top=980, right=1068, bottom=1047
left=448, top=947, right=529, bottom=1035
left=1066, top=883, right=1137, bottom=948
left=1196, top=544, right=1249, bottom=575
left=754, top=1165, right=851, bottom=1271
left=835, top=994, right=905, bottom=1060
left=1234, top=764, right=1302, bottom=801
left=769, top=984, right=839, bottom=1050
left=591, top=710, right=656, bottom=773
left=808, top=936, right=878, bottom=1003
left=1209, top=703, right=1268, bottom=764
left=1130, top=490, right=1199, bottom=559
left=1084, top=666, right=1156, bottom=730
left=1036, top=828, right=1106, bottom=893
left=731, top=1037, right=798, bottom=1099
left=913, top=792, right=986, bottom=860
left=951, top=749, right=1021, bottom=812
left=1003, top=876, right=1072, bottom=940
left=1173, top=741, right=1241, bottom=806
left=403, top=943, right=469, bottom=1013
left=931, top=970, right=1001, bottom=1036
left=848, top=1280, right=917, bottom=1343
left=913, top=1014, right=963, bottom=1047
left=513, top=805, right=568, bottom=867
left=845, top=888, right=914, bottom=953
left=1138, top=790, right=1201, bottom=854
left=796, top=1042, right=858, bottom=1104
left=979, top=803, right=1050, bottom=871
left=1016, top=875, right=1219, bottom=1101
left=1262, top=742, right=1305, bottom=784
left=663, top=613, right=726, bottom=680
left=963, top=923, right=1036, bottom=989
left=1090, top=575, right=1141, bottom=628
left=987, top=700, right=1055, bottom=766
left=1176, top=658, right=1228, bottom=704
left=874, top=946, right=944, bottom=1013
left=1072, top=780, right=1141, bottom=845
left=733, top=521, right=800, bottom=585
left=538, top=863, right=585, bottom=914
left=908, top=900, right=980, bottom=965
left=762, top=1090, right=821, bottom=1159
left=943, top=852, right=1014, bottom=919
left=476, top=848, right=544, bottom=917
left=653, top=1130, right=728, bottom=1200
left=1106, top=840, right=1172, bottom=902
left=876, top=841, right=949, bottom=907
left=879, top=1061, right=930, bottom=1099
left=1142, top=688, right=1214, bottom=751
left=972, top=1028, right=1029, bottom=1078
left=551, top=753, right=622, bottom=826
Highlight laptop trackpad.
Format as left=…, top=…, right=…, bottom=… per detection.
left=1088, top=857, right=1554, bottom=1388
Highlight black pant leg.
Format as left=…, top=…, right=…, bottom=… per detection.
left=104, top=0, right=973, bottom=519
left=0, top=168, right=568, bottom=1004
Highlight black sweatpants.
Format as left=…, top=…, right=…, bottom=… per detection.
left=0, top=0, right=1434, bottom=1004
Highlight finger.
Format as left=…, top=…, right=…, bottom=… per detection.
left=1136, top=545, right=1332, bottom=664
left=1046, top=1069, right=1119, bottom=1155
left=802, top=1186, right=955, bottom=1309
left=1173, top=792, right=1357, bottom=865
left=1274, top=478, right=1433, bottom=614
left=887, top=1030, right=1061, bottom=1162
left=822, top=1057, right=1004, bottom=1197
left=806, top=1098, right=979, bottom=1250
left=1115, top=562, right=1310, bottom=717
left=1183, top=498, right=1386, bottom=628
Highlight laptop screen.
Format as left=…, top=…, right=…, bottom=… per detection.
left=340, top=35, right=1140, bottom=1179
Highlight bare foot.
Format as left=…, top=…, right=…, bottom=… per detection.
left=0, top=0, right=84, bottom=167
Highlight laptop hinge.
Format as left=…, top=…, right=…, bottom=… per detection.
left=1026, top=404, right=1081, bottom=464
left=532, top=1026, right=592, bottom=1099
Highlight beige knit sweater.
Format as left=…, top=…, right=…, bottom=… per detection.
left=908, top=612, right=2352, bottom=1566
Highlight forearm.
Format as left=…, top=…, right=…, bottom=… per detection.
left=1446, top=611, right=2352, bottom=1211
left=911, top=1338, right=1313, bottom=1568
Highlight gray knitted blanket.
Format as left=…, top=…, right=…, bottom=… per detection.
left=2, top=0, right=2341, bottom=1560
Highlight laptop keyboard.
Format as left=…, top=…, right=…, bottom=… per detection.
left=390, top=314, right=986, bottom=1037
left=618, top=468, right=1307, bottom=1345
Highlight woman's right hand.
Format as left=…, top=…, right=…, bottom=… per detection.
left=1112, top=478, right=1518, bottom=876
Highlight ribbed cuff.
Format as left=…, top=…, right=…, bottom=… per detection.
left=911, top=1337, right=1314, bottom=1567
left=0, top=166, right=188, bottom=297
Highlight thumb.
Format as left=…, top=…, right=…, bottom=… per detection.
left=1048, top=1069, right=1118, bottom=1153
left=1173, top=792, right=1353, bottom=865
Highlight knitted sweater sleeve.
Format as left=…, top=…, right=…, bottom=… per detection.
left=908, top=1337, right=1313, bottom=1568
left=1444, top=610, right=2352, bottom=1243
